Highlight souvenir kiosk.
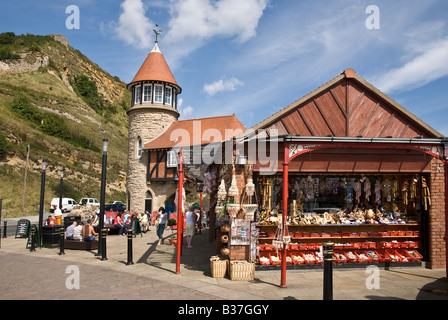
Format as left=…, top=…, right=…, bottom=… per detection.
left=212, top=69, right=448, bottom=279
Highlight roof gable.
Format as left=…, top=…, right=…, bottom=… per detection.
left=249, top=69, right=442, bottom=139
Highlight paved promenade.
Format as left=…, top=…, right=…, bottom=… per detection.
left=0, top=217, right=447, bottom=301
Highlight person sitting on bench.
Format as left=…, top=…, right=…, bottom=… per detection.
left=82, top=219, right=98, bottom=242
left=66, top=221, right=77, bottom=240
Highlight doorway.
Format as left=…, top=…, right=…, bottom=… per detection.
left=145, top=191, right=152, bottom=214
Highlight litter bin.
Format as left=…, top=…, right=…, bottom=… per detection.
left=41, top=225, right=63, bottom=248
left=63, top=215, right=81, bottom=228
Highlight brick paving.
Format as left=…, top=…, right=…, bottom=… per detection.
left=0, top=219, right=447, bottom=301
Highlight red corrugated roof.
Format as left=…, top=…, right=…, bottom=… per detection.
left=143, top=114, right=246, bottom=150
left=130, top=43, right=178, bottom=86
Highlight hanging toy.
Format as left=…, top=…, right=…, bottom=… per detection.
left=410, top=177, right=417, bottom=207
left=401, top=180, right=409, bottom=206
left=374, top=180, right=382, bottom=205
left=354, top=180, right=362, bottom=203
left=364, top=178, right=371, bottom=202
left=391, top=178, right=398, bottom=199
left=382, top=179, right=392, bottom=201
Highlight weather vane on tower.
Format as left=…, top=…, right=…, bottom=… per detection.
left=153, top=24, right=162, bottom=43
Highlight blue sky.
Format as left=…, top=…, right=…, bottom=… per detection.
left=1, top=0, right=448, bottom=136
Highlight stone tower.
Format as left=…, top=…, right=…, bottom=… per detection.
left=126, top=41, right=181, bottom=213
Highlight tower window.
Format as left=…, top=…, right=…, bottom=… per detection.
left=165, top=87, right=172, bottom=105
left=135, top=86, right=142, bottom=104
left=137, top=137, right=142, bottom=158
left=143, top=84, right=152, bottom=102
left=154, top=85, right=163, bottom=103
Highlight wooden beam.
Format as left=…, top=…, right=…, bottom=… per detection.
left=378, top=113, right=395, bottom=137
left=297, top=108, right=316, bottom=136
left=358, top=102, right=379, bottom=137
left=329, top=88, right=347, bottom=118
left=313, top=99, right=335, bottom=136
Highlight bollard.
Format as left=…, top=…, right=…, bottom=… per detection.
left=2, top=221, right=6, bottom=239
left=126, top=229, right=134, bottom=265
left=101, top=229, right=107, bottom=261
left=58, top=227, right=65, bottom=255
left=323, top=241, right=334, bottom=300
left=30, top=225, right=36, bottom=252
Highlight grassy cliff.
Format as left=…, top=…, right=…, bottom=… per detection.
left=0, top=33, right=131, bottom=217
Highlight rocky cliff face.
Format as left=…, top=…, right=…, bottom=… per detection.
left=0, top=33, right=130, bottom=214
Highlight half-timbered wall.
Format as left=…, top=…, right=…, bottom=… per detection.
left=147, top=150, right=176, bottom=181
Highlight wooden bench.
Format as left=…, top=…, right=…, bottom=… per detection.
left=63, top=239, right=98, bottom=250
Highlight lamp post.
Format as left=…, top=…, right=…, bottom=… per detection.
left=38, top=160, right=47, bottom=245
left=175, top=148, right=184, bottom=274
left=97, top=139, right=108, bottom=257
left=59, top=169, right=64, bottom=212
left=280, top=145, right=289, bottom=288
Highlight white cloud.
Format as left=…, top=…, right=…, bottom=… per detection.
left=114, top=0, right=154, bottom=49
left=203, top=77, right=244, bottom=96
left=162, top=0, right=269, bottom=64
left=374, top=37, right=448, bottom=93
left=166, top=0, right=269, bottom=43
left=180, top=106, right=194, bottom=117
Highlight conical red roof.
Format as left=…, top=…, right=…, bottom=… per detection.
left=130, top=43, right=178, bottom=86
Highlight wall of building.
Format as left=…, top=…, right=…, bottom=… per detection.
left=127, top=107, right=177, bottom=213
left=429, top=157, right=446, bottom=269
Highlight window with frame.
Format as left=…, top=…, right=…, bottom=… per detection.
left=137, top=137, right=142, bottom=158
left=135, top=86, right=142, bottom=104
left=165, top=87, right=172, bottom=105
left=143, top=84, right=152, bottom=102
left=154, top=85, right=163, bottom=103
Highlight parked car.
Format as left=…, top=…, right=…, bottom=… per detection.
left=79, top=198, right=100, bottom=207
left=50, top=198, right=78, bottom=213
left=104, top=202, right=126, bottom=213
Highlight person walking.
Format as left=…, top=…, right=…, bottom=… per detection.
left=185, top=205, right=198, bottom=248
left=156, top=207, right=167, bottom=245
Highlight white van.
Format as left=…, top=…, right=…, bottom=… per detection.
left=50, top=198, right=78, bottom=213
left=79, top=198, right=100, bottom=207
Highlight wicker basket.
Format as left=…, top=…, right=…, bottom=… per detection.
left=210, top=258, right=228, bottom=278
left=229, top=260, right=255, bottom=281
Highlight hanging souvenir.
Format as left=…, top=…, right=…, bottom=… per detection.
left=217, top=179, right=227, bottom=199
left=345, top=179, right=355, bottom=204
left=241, top=177, right=258, bottom=220
left=354, top=180, right=362, bottom=203
left=391, top=178, right=398, bottom=198
left=401, top=180, right=409, bottom=205
left=422, top=177, right=431, bottom=210
left=228, top=172, right=239, bottom=197
left=382, top=179, right=392, bottom=201
left=364, top=178, right=371, bottom=202
left=410, top=177, right=417, bottom=207
left=374, top=180, right=382, bottom=205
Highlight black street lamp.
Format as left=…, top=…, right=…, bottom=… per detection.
left=59, top=169, right=64, bottom=212
left=38, top=159, right=47, bottom=245
left=97, top=139, right=108, bottom=257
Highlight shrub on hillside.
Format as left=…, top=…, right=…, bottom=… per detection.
left=74, top=75, right=103, bottom=114
left=0, top=132, right=10, bottom=160
left=0, top=47, right=20, bottom=61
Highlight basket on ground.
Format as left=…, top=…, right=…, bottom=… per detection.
left=210, top=256, right=228, bottom=278
left=229, top=260, right=255, bottom=281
